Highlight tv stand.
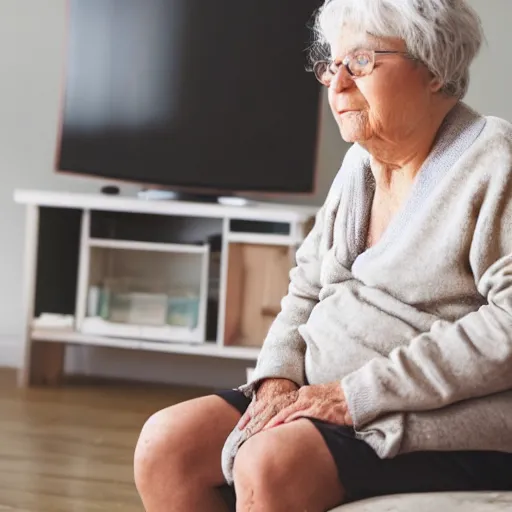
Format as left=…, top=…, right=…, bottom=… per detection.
left=137, top=189, right=249, bottom=206
left=14, top=189, right=317, bottom=388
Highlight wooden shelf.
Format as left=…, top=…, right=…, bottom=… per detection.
left=88, top=238, right=208, bottom=254
left=31, top=329, right=261, bottom=361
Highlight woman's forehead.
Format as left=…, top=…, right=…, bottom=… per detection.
left=329, top=30, right=406, bottom=59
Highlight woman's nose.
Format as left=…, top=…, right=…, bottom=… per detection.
left=330, top=65, right=353, bottom=93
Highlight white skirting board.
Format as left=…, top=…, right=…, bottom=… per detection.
left=0, top=335, right=250, bottom=389
left=0, top=335, right=22, bottom=368
left=64, top=345, right=249, bottom=389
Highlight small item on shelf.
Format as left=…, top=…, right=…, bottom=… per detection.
left=110, top=291, right=168, bottom=326
left=100, top=185, right=120, bottom=195
left=137, top=189, right=178, bottom=201
left=87, top=286, right=101, bottom=317
left=98, top=286, right=110, bottom=320
left=167, top=291, right=200, bottom=329
left=81, top=277, right=205, bottom=342
left=33, top=314, right=75, bottom=330
left=95, top=277, right=168, bottom=326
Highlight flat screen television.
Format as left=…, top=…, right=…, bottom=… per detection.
left=58, top=0, right=323, bottom=196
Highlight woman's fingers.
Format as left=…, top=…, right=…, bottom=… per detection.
left=243, top=408, right=272, bottom=438
left=262, top=401, right=304, bottom=430
left=238, top=397, right=268, bottom=430
left=242, top=399, right=283, bottom=436
left=240, top=390, right=300, bottom=436
left=242, top=383, right=351, bottom=432
left=237, top=408, right=252, bottom=430
left=283, top=408, right=313, bottom=424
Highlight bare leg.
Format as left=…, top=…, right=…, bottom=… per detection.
left=233, top=419, right=344, bottom=512
left=134, top=395, right=240, bottom=512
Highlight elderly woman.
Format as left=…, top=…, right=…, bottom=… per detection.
left=134, top=0, right=512, bottom=510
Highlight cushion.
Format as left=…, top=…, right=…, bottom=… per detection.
left=330, top=492, right=512, bottom=511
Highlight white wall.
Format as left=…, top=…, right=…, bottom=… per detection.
left=465, top=0, right=512, bottom=122
left=0, top=0, right=509, bottom=385
left=0, top=0, right=138, bottom=366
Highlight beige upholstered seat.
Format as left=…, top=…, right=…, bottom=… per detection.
left=329, top=492, right=512, bottom=511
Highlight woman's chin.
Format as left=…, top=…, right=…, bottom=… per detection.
left=335, top=114, right=368, bottom=143
left=339, top=128, right=368, bottom=143
left=338, top=123, right=369, bottom=144
left=340, top=132, right=358, bottom=143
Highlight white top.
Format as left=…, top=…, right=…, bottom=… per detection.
left=14, top=190, right=318, bottom=224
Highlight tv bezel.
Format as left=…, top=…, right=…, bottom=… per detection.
left=55, top=0, right=324, bottom=199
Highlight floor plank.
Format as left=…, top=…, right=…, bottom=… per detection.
left=0, top=369, right=210, bottom=511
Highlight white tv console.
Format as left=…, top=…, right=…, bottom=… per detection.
left=14, top=189, right=317, bottom=387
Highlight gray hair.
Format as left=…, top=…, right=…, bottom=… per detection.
left=310, top=0, right=484, bottom=98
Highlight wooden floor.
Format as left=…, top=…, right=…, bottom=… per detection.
left=0, top=369, right=209, bottom=511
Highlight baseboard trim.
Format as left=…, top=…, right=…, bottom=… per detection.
left=64, top=345, right=248, bottom=389
left=0, top=335, right=21, bottom=368
left=0, top=337, right=249, bottom=388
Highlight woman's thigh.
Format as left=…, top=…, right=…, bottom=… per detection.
left=135, top=394, right=242, bottom=487
left=234, top=419, right=345, bottom=510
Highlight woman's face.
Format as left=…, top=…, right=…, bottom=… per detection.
left=327, top=30, right=439, bottom=146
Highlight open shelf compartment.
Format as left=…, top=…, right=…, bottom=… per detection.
left=76, top=215, right=210, bottom=344
left=224, top=242, right=294, bottom=348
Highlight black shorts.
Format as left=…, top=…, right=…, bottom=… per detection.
left=217, top=389, right=512, bottom=505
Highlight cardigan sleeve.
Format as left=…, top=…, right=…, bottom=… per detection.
left=342, top=162, right=512, bottom=429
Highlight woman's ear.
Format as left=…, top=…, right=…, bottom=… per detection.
left=429, top=75, right=444, bottom=93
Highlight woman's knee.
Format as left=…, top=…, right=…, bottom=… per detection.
left=233, top=432, right=288, bottom=497
left=232, top=421, right=345, bottom=510
left=134, top=405, right=187, bottom=488
left=134, top=395, right=240, bottom=493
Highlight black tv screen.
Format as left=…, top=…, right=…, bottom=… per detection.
left=58, top=0, right=322, bottom=194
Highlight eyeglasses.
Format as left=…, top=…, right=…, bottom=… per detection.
left=313, top=49, right=414, bottom=86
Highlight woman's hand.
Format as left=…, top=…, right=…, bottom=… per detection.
left=263, top=382, right=353, bottom=430
left=238, top=378, right=299, bottom=438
